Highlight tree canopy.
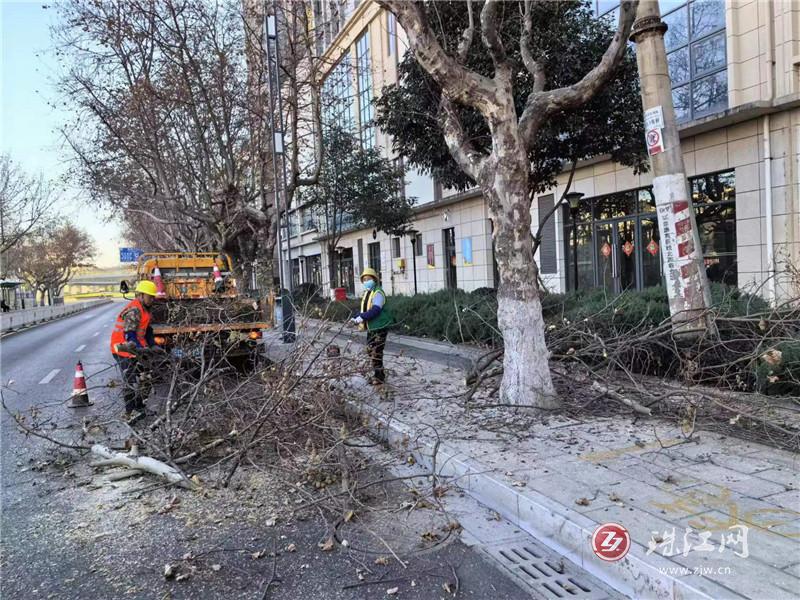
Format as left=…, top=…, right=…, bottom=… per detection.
left=375, top=1, right=647, bottom=194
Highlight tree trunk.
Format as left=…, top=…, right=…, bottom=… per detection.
left=484, top=160, right=558, bottom=409
left=327, top=242, right=338, bottom=293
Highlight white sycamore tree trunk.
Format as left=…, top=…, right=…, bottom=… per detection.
left=378, top=0, right=638, bottom=407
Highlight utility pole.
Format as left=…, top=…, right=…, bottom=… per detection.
left=630, top=0, right=714, bottom=335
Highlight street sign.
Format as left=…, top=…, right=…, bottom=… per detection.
left=646, top=128, right=665, bottom=156
left=644, top=105, right=664, bottom=131
left=119, top=248, right=144, bottom=263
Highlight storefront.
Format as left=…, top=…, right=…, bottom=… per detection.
left=563, top=170, right=736, bottom=293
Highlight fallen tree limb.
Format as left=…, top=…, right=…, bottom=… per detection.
left=590, top=381, right=652, bottom=416
left=91, top=444, right=194, bottom=489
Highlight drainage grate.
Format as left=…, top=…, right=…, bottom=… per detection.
left=483, top=542, right=615, bottom=600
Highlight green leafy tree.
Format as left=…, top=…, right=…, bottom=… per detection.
left=375, top=1, right=646, bottom=194
left=302, top=126, right=414, bottom=288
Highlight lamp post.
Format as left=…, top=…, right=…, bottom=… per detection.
left=564, top=191, right=584, bottom=291
left=408, top=229, right=419, bottom=295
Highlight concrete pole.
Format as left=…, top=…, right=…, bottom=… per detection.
left=630, top=0, right=714, bottom=335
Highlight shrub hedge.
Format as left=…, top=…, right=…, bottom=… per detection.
left=299, top=284, right=797, bottom=395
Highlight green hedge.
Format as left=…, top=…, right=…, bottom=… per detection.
left=299, top=284, right=797, bottom=395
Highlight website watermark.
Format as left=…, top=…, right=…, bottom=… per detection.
left=591, top=522, right=750, bottom=567
left=657, top=565, right=735, bottom=576
left=646, top=524, right=749, bottom=558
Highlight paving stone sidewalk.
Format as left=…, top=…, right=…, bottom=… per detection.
left=265, top=321, right=800, bottom=599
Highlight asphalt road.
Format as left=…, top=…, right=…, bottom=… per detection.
left=0, top=303, right=537, bottom=599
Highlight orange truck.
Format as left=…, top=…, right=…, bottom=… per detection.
left=129, top=253, right=271, bottom=368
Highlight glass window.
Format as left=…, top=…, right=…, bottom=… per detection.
left=691, top=0, right=725, bottom=38
left=692, top=32, right=726, bottom=76
left=414, top=233, right=423, bottom=256
left=663, top=5, right=689, bottom=51
left=392, top=237, right=401, bottom=258
left=593, top=191, right=636, bottom=220
left=387, top=12, right=396, bottom=56
left=663, top=1, right=727, bottom=123
left=356, top=33, right=375, bottom=148
left=667, top=47, right=690, bottom=85
left=692, top=70, right=727, bottom=117
left=323, top=53, right=355, bottom=132
left=672, top=84, right=691, bottom=121
left=368, top=241, right=381, bottom=275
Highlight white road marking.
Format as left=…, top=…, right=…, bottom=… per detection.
left=92, top=332, right=100, bottom=337
left=39, top=369, right=61, bottom=384
left=74, top=344, right=86, bottom=352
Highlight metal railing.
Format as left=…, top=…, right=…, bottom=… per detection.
left=0, top=299, right=112, bottom=332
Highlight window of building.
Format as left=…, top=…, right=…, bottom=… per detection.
left=414, top=233, right=423, bottom=256
left=356, top=32, right=375, bottom=148
left=564, top=170, right=736, bottom=293
left=368, top=241, right=381, bottom=279
left=387, top=12, right=397, bottom=57
left=392, top=237, right=401, bottom=258
left=594, top=1, right=727, bottom=122
left=322, top=53, right=355, bottom=132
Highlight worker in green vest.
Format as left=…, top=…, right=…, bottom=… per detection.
left=351, top=267, right=394, bottom=385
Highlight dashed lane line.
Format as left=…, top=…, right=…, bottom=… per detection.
left=39, top=369, right=61, bottom=384
left=92, top=332, right=100, bottom=337
left=74, top=344, right=86, bottom=352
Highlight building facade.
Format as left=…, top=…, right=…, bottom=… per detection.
left=282, top=0, right=800, bottom=303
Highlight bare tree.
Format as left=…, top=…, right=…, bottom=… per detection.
left=55, top=0, right=275, bottom=281
left=10, top=220, right=95, bottom=304
left=0, top=154, right=54, bottom=259
left=376, top=0, right=637, bottom=407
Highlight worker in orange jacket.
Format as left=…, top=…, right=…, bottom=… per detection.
left=110, top=280, right=159, bottom=420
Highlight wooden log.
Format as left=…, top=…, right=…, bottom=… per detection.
left=90, top=444, right=194, bottom=489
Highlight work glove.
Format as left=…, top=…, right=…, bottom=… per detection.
left=351, top=316, right=364, bottom=325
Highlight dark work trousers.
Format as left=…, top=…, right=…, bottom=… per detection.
left=114, top=355, right=151, bottom=413
left=366, top=329, right=388, bottom=383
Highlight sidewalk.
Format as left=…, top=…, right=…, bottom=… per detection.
left=264, top=322, right=800, bottom=600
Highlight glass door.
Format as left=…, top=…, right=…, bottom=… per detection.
left=616, top=219, right=637, bottom=292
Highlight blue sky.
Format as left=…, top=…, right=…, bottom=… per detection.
left=2, top=0, right=121, bottom=267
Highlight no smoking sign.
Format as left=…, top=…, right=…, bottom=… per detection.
left=646, top=127, right=664, bottom=156
left=591, top=523, right=631, bottom=562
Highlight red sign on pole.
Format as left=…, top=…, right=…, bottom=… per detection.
left=646, top=128, right=664, bottom=155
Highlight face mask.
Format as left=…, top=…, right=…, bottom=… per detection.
left=363, top=279, right=376, bottom=291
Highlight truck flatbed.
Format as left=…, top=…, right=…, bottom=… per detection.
left=152, top=322, right=271, bottom=335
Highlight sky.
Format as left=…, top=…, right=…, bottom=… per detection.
left=1, top=0, right=122, bottom=268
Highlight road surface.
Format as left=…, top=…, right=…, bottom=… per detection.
left=0, top=303, right=548, bottom=599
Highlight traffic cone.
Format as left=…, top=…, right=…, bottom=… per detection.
left=213, top=263, right=224, bottom=292
left=68, top=361, right=92, bottom=408
left=153, top=265, right=167, bottom=299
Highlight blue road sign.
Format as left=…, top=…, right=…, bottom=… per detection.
left=119, top=248, right=144, bottom=263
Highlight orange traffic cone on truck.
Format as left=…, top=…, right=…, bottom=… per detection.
left=152, top=265, right=167, bottom=299
left=68, top=361, right=92, bottom=408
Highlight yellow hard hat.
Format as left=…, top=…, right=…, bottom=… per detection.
left=360, top=267, right=379, bottom=282
left=135, top=280, right=158, bottom=296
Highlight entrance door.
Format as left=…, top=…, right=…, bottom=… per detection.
left=594, top=218, right=637, bottom=294
left=336, top=249, right=354, bottom=295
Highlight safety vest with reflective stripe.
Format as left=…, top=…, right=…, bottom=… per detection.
left=359, top=286, right=393, bottom=332
left=110, top=299, right=151, bottom=358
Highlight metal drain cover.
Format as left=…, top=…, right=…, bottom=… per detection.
left=482, top=540, right=618, bottom=600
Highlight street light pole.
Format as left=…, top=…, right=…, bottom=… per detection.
left=266, top=4, right=295, bottom=343
left=564, top=191, right=584, bottom=291
left=409, top=230, right=418, bottom=295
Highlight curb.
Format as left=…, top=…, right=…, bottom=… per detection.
left=341, top=377, right=744, bottom=600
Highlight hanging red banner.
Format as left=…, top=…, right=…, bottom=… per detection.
left=647, top=239, right=659, bottom=256
left=622, top=241, right=634, bottom=256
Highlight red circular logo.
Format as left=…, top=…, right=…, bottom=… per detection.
left=646, top=129, right=660, bottom=145
left=591, top=523, right=631, bottom=562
